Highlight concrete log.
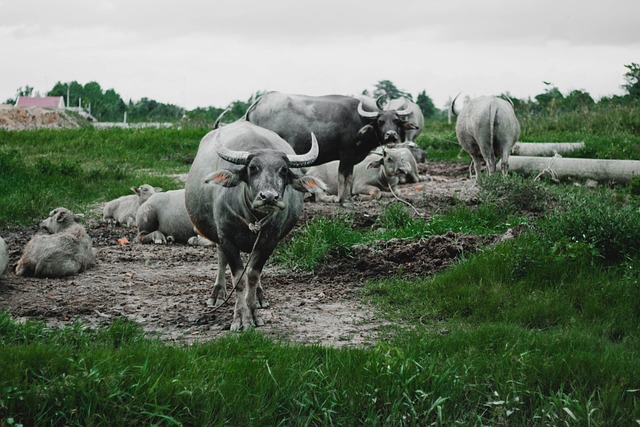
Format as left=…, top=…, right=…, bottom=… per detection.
left=502, top=156, right=640, bottom=183
left=512, top=142, right=585, bottom=156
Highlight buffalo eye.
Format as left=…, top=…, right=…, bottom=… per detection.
left=248, top=164, right=260, bottom=175
left=278, top=167, right=288, bottom=178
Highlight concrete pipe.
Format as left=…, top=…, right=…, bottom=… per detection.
left=501, top=156, right=640, bottom=184
left=512, top=142, right=585, bottom=156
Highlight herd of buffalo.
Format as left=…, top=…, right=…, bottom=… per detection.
left=0, top=91, right=520, bottom=331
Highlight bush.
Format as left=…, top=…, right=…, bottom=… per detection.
left=540, top=191, right=640, bottom=264
left=477, top=173, right=555, bottom=214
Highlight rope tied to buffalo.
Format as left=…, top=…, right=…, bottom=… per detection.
left=198, top=207, right=275, bottom=322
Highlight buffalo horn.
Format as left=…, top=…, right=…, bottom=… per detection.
left=357, top=99, right=380, bottom=119
left=213, top=132, right=251, bottom=165
left=287, top=133, right=319, bottom=168
left=213, top=108, right=229, bottom=130
left=394, top=100, right=412, bottom=117
left=375, top=95, right=386, bottom=110
left=504, top=94, right=515, bottom=108
left=450, top=92, right=462, bottom=117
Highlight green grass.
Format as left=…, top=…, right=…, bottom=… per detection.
left=2, top=107, right=640, bottom=425
left=416, top=101, right=640, bottom=162
left=0, top=127, right=206, bottom=225
left=276, top=174, right=548, bottom=271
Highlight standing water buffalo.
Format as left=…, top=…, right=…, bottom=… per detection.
left=245, top=91, right=417, bottom=207
left=185, top=121, right=326, bottom=332
left=384, top=96, right=425, bottom=143
left=451, top=95, right=520, bottom=176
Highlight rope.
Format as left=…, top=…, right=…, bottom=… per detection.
left=534, top=153, right=562, bottom=182
left=380, top=162, right=423, bottom=217
left=198, top=210, right=274, bottom=319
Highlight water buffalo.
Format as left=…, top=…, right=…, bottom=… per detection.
left=306, top=147, right=418, bottom=201
left=384, top=97, right=425, bottom=143
left=135, top=189, right=211, bottom=245
left=103, top=184, right=162, bottom=227
left=245, top=91, right=417, bottom=207
left=452, top=95, right=520, bottom=176
left=15, top=207, right=95, bottom=278
left=185, top=121, right=326, bottom=331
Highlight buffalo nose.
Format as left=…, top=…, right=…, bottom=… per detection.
left=258, top=190, right=280, bottom=203
left=385, top=131, right=399, bottom=142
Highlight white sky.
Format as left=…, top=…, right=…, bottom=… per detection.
left=1, top=0, right=639, bottom=110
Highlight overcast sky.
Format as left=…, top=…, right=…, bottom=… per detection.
left=2, top=0, right=639, bottom=110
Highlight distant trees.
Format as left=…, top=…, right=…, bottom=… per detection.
left=48, top=81, right=127, bottom=121
left=126, top=98, right=183, bottom=122
left=362, top=80, right=440, bottom=118
left=4, top=85, right=35, bottom=104
left=415, top=91, right=438, bottom=119
left=372, top=80, right=412, bottom=100
left=6, top=63, right=636, bottom=125
left=623, top=62, right=640, bottom=98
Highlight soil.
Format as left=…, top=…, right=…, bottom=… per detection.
left=0, top=105, right=87, bottom=130
left=0, top=162, right=507, bottom=347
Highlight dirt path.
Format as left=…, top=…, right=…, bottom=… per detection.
left=0, top=162, right=491, bottom=347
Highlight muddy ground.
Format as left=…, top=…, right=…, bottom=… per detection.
left=0, top=162, right=504, bottom=347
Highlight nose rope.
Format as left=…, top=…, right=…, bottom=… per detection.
left=199, top=205, right=275, bottom=321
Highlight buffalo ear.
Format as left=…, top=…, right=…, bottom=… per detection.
left=403, top=122, right=419, bottom=130
left=204, top=169, right=242, bottom=187
left=367, top=158, right=383, bottom=169
left=291, top=175, right=327, bottom=194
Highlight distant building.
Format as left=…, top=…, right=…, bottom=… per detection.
left=15, top=96, right=65, bottom=109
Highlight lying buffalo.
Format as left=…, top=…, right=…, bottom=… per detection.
left=185, top=121, right=326, bottom=331
left=306, top=147, right=419, bottom=201
left=245, top=91, right=417, bottom=207
left=452, top=95, right=520, bottom=176
left=15, top=207, right=95, bottom=278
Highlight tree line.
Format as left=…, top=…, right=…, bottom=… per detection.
left=4, top=63, right=638, bottom=124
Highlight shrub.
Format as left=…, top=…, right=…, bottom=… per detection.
left=540, top=191, right=640, bottom=264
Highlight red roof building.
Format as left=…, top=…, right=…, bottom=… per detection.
left=15, top=96, right=65, bottom=109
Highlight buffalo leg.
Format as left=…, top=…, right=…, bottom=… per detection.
left=337, top=162, right=355, bottom=208
left=222, top=245, right=261, bottom=332
left=207, top=246, right=228, bottom=308
left=256, top=277, right=269, bottom=308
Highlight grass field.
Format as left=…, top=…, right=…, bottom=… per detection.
left=1, top=105, right=639, bottom=425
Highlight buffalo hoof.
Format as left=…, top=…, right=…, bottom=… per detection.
left=340, top=199, right=355, bottom=209
left=230, top=309, right=264, bottom=332
left=206, top=297, right=227, bottom=308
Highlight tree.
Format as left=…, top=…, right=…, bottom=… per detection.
left=4, top=85, right=34, bottom=104
left=622, top=62, right=640, bottom=98
left=562, top=89, right=594, bottom=112
left=534, top=84, right=564, bottom=114
left=415, top=91, right=438, bottom=119
left=372, top=80, right=411, bottom=101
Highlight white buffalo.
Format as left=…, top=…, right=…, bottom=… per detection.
left=452, top=95, right=520, bottom=176
left=15, top=208, right=96, bottom=278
